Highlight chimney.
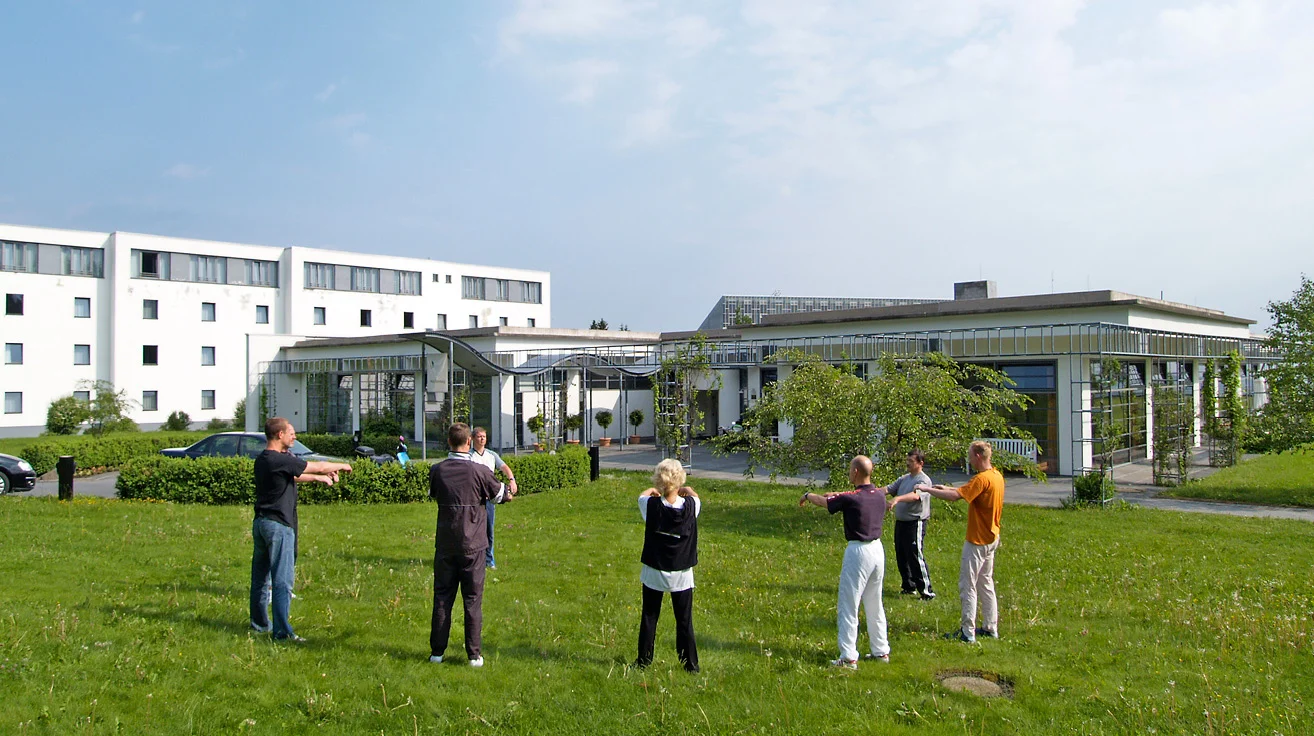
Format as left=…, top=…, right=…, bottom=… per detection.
left=954, top=280, right=997, bottom=300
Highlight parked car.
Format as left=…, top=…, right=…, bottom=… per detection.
left=0, top=452, right=38, bottom=494
left=160, top=432, right=336, bottom=462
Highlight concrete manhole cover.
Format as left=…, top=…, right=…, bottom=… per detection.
left=936, top=670, right=1013, bottom=699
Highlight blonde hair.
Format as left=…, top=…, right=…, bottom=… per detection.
left=969, top=440, right=993, bottom=461
left=652, top=459, right=687, bottom=494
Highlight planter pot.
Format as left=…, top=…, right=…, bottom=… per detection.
left=566, top=439, right=581, bottom=445
left=598, top=437, right=612, bottom=447
left=628, top=435, right=643, bottom=444
left=533, top=443, right=545, bottom=452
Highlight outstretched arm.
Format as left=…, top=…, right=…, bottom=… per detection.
left=304, top=460, right=352, bottom=475
left=295, top=472, right=337, bottom=485
left=798, top=491, right=828, bottom=508
left=918, top=483, right=963, bottom=502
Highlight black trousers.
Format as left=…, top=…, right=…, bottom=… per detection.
left=637, top=584, right=699, bottom=671
left=893, top=519, right=934, bottom=597
left=430, top=549, right=486, bottom=658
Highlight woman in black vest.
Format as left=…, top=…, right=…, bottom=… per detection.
left=635, top=458, right=700, bottom=673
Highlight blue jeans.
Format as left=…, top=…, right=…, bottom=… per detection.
left=250, top=518, right=297, bottom=639
left=485, top=500, right=496, bottom=567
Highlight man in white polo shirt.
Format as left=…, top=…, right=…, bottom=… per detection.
left=469, top=427, right=518, bottom=570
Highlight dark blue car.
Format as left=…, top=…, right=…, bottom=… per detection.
left=160, top=432, right=334, bottom=461
left=0, top=452, right=38, bottom=494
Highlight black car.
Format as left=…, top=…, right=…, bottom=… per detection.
left=160, top=432, right=336, bottom=462
left=0, top=452, right=38, bottom=494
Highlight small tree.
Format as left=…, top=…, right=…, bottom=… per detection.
left=590, top=318, right=609, bottom=330
left=79, top=380, right=135, bottom=436
left=564, top=413, right=585, bottom=442
left=595, top=409, right=614, bottom=439
left=162, top=410, right=192, bottom=432
left=45, top=395, right=90, bottom=435
left=526, top=414, right=546, bottom=444
left=206, top=417, right=230, bottom=430
left=233, top=398, right=247, bottom=430
left=1255, top=275, right=1314, bottom=451
left=629, top=409, right=644, bottom=438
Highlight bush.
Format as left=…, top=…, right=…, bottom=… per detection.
left=502, top=446, right=590, bottom=494
left=233, top=398, right=247, bottom=431
left=162, top=410, right=192, bottom=432
left=206, top=417, right=230, bottom=431
left=101, top=417, right=140, bottom=433
left=114, top=446, right=592, bottom=503
left=18, top=432, right=207, bottom=475
left=298, top=433, right=399, bottom=458
left=45, top=395, right=89, bottom=435
left=1072, top=471, right=1117, bottom=504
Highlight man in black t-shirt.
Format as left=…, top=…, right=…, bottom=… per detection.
left=250, top=417, right=352, bottom=641
left=799, top=455, right=891, bottom=668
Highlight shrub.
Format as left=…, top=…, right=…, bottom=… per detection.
left=114, top=446, right=592, bottom=503
left=233, top=398, right=247, bottom=431
left=628, top=409, right=644, bottom=434
left=101, top=417, right=140, bottom=433
left=297, top=433, right=398, bottom=458
left=206, top=417, right=230, bottom=431
left=162, top=410, right=192, bottom=432
left=18, top=432, right=207, bottom=475
left=45, top=395, right=89, bottom=435
left=1072, top=471, right=1117, bottom=504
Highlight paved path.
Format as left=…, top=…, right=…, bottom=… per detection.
left=599, top=444, right=1314, bottom=522
left=17, top=472, right=120, bottom=499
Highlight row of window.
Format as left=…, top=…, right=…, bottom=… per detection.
left=3, top=344, right=219, bottom=368
left=136, top=250, right=280, bottom=287
left=303, top=262, right=423, bottom=295
left=2, top=390, right=217, bottom=415
left=1, top=241, right=105, bottom=277
left=461, top=276, right=543, bottom=303
left=310, top=308, right=534, bottom=329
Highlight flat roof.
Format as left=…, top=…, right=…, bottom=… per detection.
left=668, top=290, right=1253, bottom=336
left=289, top=326, right=661, bottom=350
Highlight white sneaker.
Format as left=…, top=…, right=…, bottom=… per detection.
left=428, top=655, right=443, bottom=663
left=829, top=658, right=858, bottom=670
left=469, top=657, right=484, bottom=668
left=863, top=653, right=890, bottom=663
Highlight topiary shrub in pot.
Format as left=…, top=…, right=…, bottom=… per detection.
left=628, top=409, right=644, bottom=445
left=595, top=410, right=613, bottom=447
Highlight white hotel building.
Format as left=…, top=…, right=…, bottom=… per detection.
left=0, top=223, right=550, bottom=437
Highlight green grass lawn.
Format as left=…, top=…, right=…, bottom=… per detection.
left=1, top=474, right=1311, bottom=735
left=1164, top=449, right=1314, bottom=507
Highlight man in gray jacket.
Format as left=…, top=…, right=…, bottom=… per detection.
left=428, top=423, right=513, bottom=667
left=884, top=449, right=935, bottom=599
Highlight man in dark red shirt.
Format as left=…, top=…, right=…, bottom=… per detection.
left=428, top=423, right=514, bottom=667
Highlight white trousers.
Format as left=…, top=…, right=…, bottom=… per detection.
left=837, top=540, right=888, bottom=661
left=959, top=538, right=1000, bottom=634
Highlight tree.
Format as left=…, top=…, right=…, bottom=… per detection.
left=564, top=413, right=585, bottom=442
left=162, top=410, right=192, bottom=432
left=233, top=398, right=247, bottom=430
left=590, top=318, right=609, bottom=330
left=1254, top=275, right=1314, bottom=452
left=712, top=350, right=1041, bottom=488
left=79, top=380, right=135, bottom=436
left=595, top=409, right=614, bottom=439
left=732, top=309, right=753, bottom=326
left=45, top=395, right=90, bottom=435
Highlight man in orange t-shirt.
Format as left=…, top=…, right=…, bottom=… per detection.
left=917, top=440, right=1004, bottom=643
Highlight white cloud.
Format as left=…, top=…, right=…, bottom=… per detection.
left=665, top=15, right=721, bottom=55
left=315, top=83, right=338, bottom=103
left=620, top=78, right=681, bottom=146
left=326, top=113, right=373, bottom=147
left=500, top=0, right=649, bottom=51
left=558, top=58, right=619, bottom=103
left=163, top=163, right=208, bottom=180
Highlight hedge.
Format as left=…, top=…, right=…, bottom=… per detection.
left=17, top=432, right=210, bottom=476
left=115, top=446, right=591, bottom=504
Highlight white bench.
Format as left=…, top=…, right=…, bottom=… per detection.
left=966, top=438, right=1038, bottom=471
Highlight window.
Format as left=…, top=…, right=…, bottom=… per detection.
left=489, top=278, right=509, bottom=301
left=404, top=311, right=414, bottom=329
left=3, top=392, right=20, bottom=414
left=142, top=391, right=158, bottom=412
left=190, top=255, right=226, bottom=283
left=304, top=262, right=336, bottom=289
left=143, top=299, right=158, bottom=319
left=201, top=346, right=216, bottom=366
left=73, top=344, right=90, bottom=365
left=314, top=306, right=326, bottom=325
left=74, top=297, right=91, bottom=318
left=140, top=252, right=161, bottom=277
left=5, top=294, right=22, bottom=315
left=520, top=281, right=543, bottom=304
left=73, top=391, right=90, bottom=402
left=446, top=274, right=452, bottom=284
left=469, top=315, right=479, bottom=328
left=499, top=317, right=508, bottom=326
left=432, top=273, right=441, bottom=283
left=4, top=343, right=20, bottom=364
left=256, top=305, right=269, bottom=324
left=245, top=260, right=278, bottom=287
left=397, top=270, right=422, bottom=295
left=360, top=309, right=372, bottom=327
left=201, top=302, right=216, bottom=322
left=1, top=241, right=38, bottom=273
left=143, top=345, right=158, bottom=365
left=435, top=313, right=447, bottom=330
left=462, top=276, right=485, bottom=300
left=350, top=266, right=381, bottom=293
left=201, top=390, right=215, bottom=410
left=62, top=246, right=104, bottom=277
left=528, top=318, right=536, bottom=327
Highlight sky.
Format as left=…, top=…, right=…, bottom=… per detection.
left=1, top=0, right=1311, bottom=332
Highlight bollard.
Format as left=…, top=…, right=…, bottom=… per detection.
left=57, top=455, right=76, bottom=500
left=589, top=445, right=600, bottom=482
